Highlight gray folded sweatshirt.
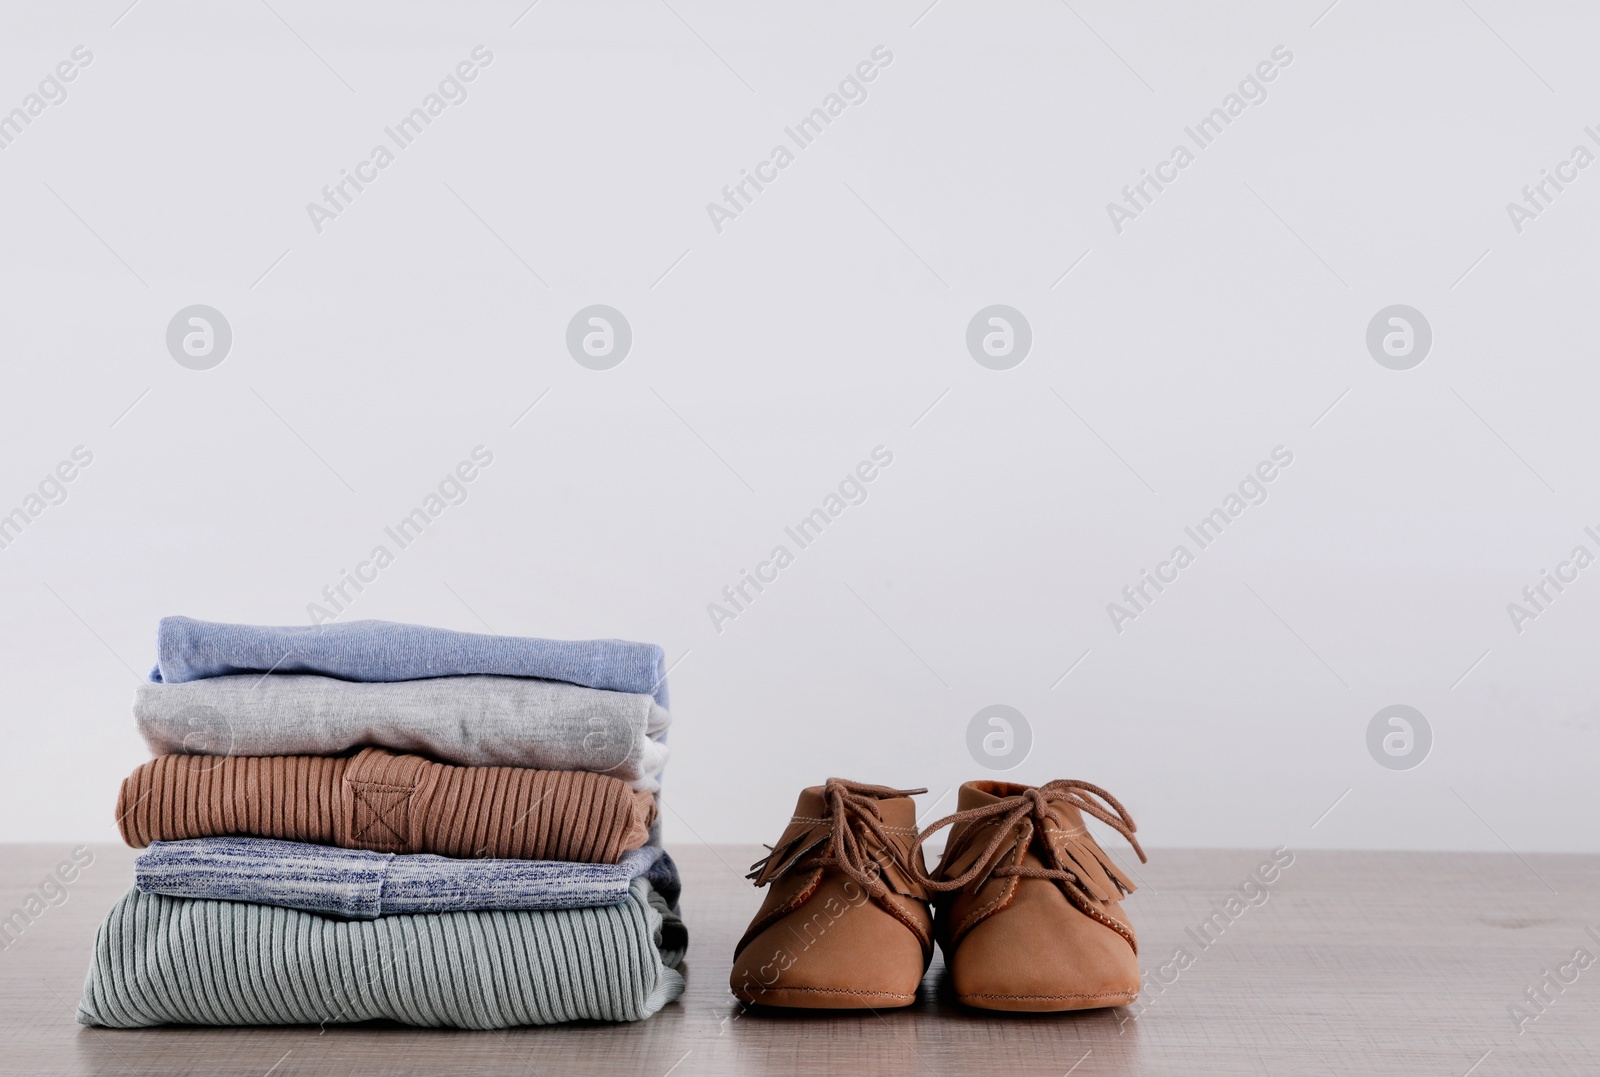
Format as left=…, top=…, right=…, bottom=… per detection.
left=135, top=673, right=670, bottom=790
left=78, top=877, right=686, bottom=1028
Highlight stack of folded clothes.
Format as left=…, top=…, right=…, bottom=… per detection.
left=77, top=617, right=686, bottom=1030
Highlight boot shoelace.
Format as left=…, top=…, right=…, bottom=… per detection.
left=746, top=777, right=928, bottom=895
left=914, top=779, right=1146, bottom=893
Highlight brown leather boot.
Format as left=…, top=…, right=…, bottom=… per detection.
left=730, top=779, right=933, bottom=1008
left=919, top=779, right=1147, bottom=1012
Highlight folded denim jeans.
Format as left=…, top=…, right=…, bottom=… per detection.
left=135, top=837, right=681, bottom=917
left=77, top=878, right=686, bottom=1028
left=150, top=616, right=670, bottom=707
left=117, top=747, right=655, bottom=863
left=135, top=673, right=669, bottom=791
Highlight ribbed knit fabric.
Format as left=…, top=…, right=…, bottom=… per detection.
left=135, top=673, right=671, bottom=790
left=150, top=616, right=670, bottom=707
left=77, top=878, right=687, bottom=1028
left=117, top=748, right=654, bottom=863
left=135, top=837, right=681, bottom=918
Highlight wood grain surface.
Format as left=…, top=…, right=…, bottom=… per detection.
left=1, top=842, right=1595, bottom=1075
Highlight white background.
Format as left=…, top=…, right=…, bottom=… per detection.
left=2, top=0, right=1596, bottom=852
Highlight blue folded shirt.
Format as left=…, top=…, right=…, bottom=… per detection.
left=135, top=837, right=680, bottom=919
left=149, top=616, right=669, bottom=707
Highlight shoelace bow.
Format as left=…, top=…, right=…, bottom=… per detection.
left=914, top=779, right=1147, bottom=893
left=746, top=778, right=928, bottom=894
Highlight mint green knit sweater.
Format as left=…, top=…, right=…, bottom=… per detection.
left=77, top=877, right=685, bottom=1028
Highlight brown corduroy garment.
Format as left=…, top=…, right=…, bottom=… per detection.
left=116, top=747, right=655, bottom=863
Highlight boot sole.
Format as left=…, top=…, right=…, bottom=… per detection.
left=955, top=989, right=1138, bottom=1012
left=731, top=985, right=918, bottom=1009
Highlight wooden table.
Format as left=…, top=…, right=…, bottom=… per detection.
left=2, top=843, right=1595, bottom=1075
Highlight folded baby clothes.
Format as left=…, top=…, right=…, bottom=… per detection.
left=117, top=747, right=655, bottom=862
left=150, top=616, right=670, bottom=707
left=77, top=877, right=686, bottom=1029
left=135, top=837, right=681, bottom=918
left=135, top=673, right=670, bottom=791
